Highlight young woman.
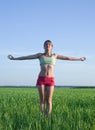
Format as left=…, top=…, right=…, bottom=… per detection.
left=8, top=40, right=86, bottom=116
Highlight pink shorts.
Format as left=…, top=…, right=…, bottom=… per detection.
left=36, top=76, right=55, bottom=87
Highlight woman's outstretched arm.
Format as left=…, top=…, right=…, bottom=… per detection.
left=8, top=53, right=42, bottom=60
left=56, top=54, right=86, bottom=61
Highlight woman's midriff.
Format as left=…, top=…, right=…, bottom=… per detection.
left=36, top=64, right=55, bottom=86
left=39, top=64, right=54, bottom=77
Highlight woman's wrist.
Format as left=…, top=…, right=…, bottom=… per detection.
left=80, top=57, right=86, bottom=61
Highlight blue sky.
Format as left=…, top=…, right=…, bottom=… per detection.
left=0, top=0, right=95, bottom=86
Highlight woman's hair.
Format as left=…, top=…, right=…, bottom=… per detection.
left=44, top=40, right=53, bottom=47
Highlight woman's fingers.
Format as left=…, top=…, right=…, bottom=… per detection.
left=8, top=55, right=14, bottom=60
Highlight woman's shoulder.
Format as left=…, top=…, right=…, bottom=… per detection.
left=52, top=53, right=58, bottom=58
left=37, top=53, right=45, bottom=58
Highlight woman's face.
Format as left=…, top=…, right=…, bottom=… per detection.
left=44, top=42, right=53, bottom=51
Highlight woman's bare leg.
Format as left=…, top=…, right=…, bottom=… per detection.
left=45, top=86, right=54, bottom=116
left=37, top=85, right=45, bottom=114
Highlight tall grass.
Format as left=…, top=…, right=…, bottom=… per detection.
left=0, top=88, right=95, bottom=130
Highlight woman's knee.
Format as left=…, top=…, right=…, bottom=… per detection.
left=40, top=96, right=45, bottom=104
left=46, top=97, right=52, bottom=105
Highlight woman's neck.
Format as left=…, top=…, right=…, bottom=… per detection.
left=44, top=51, right=52, bottom=57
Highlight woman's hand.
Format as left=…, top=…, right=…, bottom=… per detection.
left=8, top=55, right=15, bottom=60
left=80, top=57, right=86, bottom=61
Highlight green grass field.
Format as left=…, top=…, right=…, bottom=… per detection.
left=0, top=87, right=95, bottom=130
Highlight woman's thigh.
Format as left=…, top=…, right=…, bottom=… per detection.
left=45, top=86, right=54, bottom=100
left=37, top=85, right=45, bottom=101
